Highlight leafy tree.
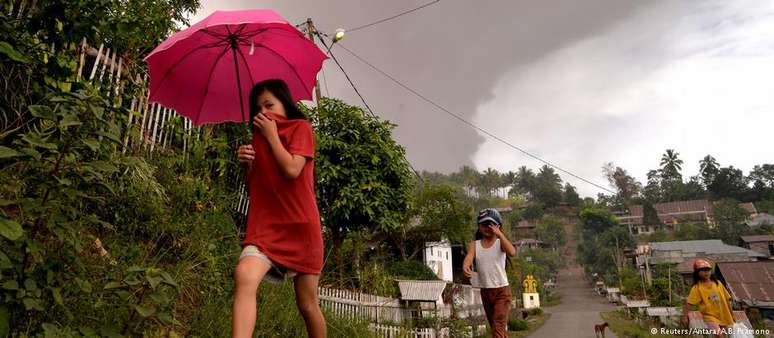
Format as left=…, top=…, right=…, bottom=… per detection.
left=534, top=165, right=563, bottom=208
left=643, top=202, right=661, bottom=226
left=578, top=207, right=619, bottom=238
left=643, top=169, right=663, bottom=203
left=563, top=183, right=581, bottom=206
left=392, top=183, right=474, bottom=259
left=699, top=155, right=720, bottom=187
left=707, top=167, right=750, bottom=201
left=713, top=198, right=749, bottom=245
left=513, top=166, right=536, bottom=199
left=602, top=163, right=641, bottom=204
left=749, top=164, right=774, bottom=187
left=660, top=149, right=684, bottom=182
left=307, top=98, right=414, bottom=276
left=535, top=216, right=567, bottom=250
left=674, top=222, right=713, bottom=241
left=522, top=203, right=544, bottom=221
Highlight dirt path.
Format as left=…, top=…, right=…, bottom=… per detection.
left=528, top=217, right=618, bottom=338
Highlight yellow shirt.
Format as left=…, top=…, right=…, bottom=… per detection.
left=686, top=281, right=734, bottom=326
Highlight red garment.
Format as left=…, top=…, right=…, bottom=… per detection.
left=241, top=113, right=323, bottom=275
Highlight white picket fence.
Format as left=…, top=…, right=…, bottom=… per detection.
left=318, top=287, right=408, bottom=323
left=318, top=287, right=491, bottom=338
left=368, top=324, right=488, bottom=338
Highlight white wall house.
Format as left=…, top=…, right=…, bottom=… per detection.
left=424, top=239, right=453, bottom=282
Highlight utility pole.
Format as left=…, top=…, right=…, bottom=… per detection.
left=306, top=18, right=323, bottom=104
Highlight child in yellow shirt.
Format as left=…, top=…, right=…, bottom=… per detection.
left=682, top=259, right=735, bottom=337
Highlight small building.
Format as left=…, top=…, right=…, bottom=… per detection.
left=397, top=280, right=449, bottom=318
left=513, top=238, right=544, bottom=250
left=740, top=235, right=774, bottom=258
left=641, top=240, right=766, bottom=284
left=424, top=239, right=453, bottom=282
left=615, top=199, right=759, bottom=235
left=747, top=213, right=774, bottom=228
left=717, top=261, right=774, bottom=322
left=512, top=220, right=537, bottom=239
left=605, top=287, right=621, bottom=303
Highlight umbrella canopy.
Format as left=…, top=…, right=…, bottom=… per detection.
left=144, top=9, right=327, bottom=126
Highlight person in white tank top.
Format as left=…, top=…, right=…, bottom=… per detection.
left=463, top=208, right=517, bottom=338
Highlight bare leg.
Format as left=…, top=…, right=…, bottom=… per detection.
left=232, top=257, right=272, bottom=338
left=294, top=273, right=327, bottom=338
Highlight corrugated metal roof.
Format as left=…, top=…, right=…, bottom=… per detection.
left=650, top=240, right=766, bottom=258
left=739, top=202, right=758, bottom=215
left=740, top=235, right=774, bottom=243
left=748, top=213, right=774, bottom=227
left=717, top=261, right=774, bottom=303
left=397, top=280, right=447, bottom=301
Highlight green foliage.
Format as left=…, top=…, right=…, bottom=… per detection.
left=388, top=260, right=439, bottom=281
left=535, top=216, right=566, bottom=250
left=522, top=203, right=544, bottom=221
left=563, top=183, right=581, bottom=206
left=713, top=198, right=749, bottom=245
left=578, top=207, right=619, bottom=238
left=707, top=167, right=749, bottom=201
left=642, top=202, right=661, bottom=226
left=306, top=97, right=413, bottom=239
left=391, top=183, right=474, bottom=260
left=673, top=222, right=713, bottom=241
left=508, top=318, right=528, bottom=331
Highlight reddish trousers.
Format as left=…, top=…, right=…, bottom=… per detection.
left=480, top=286, right=512, bottom=338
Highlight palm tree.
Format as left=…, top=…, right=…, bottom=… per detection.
left=699, top=155, right=719, bottom=184
left=660, top=149, right=684, bottom=180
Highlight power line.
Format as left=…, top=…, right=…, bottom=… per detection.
left=345, top=0, right=441, bottom=34
left=314, top=31, right=424, bottom=181
left=332, top=42, right=616, bottom=194
left=314, top=32, right=377, bottom=118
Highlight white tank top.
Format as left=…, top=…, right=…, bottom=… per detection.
left=475, top=239, right=509, bottom=289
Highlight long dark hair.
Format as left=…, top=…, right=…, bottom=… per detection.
left=248, top=79, right=306, bottom=121
left=692, top=268, right=719, bottom=286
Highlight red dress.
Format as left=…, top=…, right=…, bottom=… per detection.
left=241, top=113, right=323, bottom=274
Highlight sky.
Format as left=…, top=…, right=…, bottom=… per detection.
left=191, top=0, right=774, bottom=197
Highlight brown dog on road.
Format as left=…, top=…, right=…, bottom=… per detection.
left=594, top=322, right=609, bottom=338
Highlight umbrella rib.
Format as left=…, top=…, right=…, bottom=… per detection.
left=149, top=40, right=230, bottom=96
left=235, top=45, right=256, bottom=89
left=201, top=28, right=229, bottom=39
left=193, top=44, right=233, bottom=125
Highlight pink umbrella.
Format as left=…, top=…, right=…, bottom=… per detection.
left=144, top=9, right=326, bottom=126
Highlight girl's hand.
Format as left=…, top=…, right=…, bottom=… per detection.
left=253, top=113, right=278, bottom=141
left=236, top=144, right=255, bottom=165
left=463, top=264, right=473, bottom=278
left=490, top=224, right=505, bottom=238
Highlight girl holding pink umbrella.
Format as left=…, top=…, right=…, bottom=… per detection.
left=144, top=9, right=328, bottom=337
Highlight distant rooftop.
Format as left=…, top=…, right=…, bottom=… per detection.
left=650, top=240, right=765, bottom=258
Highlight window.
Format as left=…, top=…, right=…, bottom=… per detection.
left=530, top=296, right=534, bottom=300
left=446, top=252, right=449, bottom=260
left=430, top=247, right=434, bottom=256
left=769, top=244, right=774, bottom=256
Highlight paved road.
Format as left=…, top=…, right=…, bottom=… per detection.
left=529, top=265, right=618, bottom=338
left=526, top=217, right=620, bottom=337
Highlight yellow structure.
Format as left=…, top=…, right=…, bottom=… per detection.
left=522, top=275, right=541, bottom=309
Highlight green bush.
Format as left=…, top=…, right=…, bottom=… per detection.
left=508, top=318, right=529, bottom=331
left=388, top=260, right=439, bottom=280
left=527, top=307, right=543, bottom=316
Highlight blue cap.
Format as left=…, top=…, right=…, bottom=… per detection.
left=477, top=208, right=502, bottom=225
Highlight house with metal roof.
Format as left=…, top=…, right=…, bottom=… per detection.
left=640, top=240, right=767, bottom=284
left=716, top=261, right=774, bottom=322
left=740, top=235, right=774, bottom=258
left=615, top=199, right=759, bottom=235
